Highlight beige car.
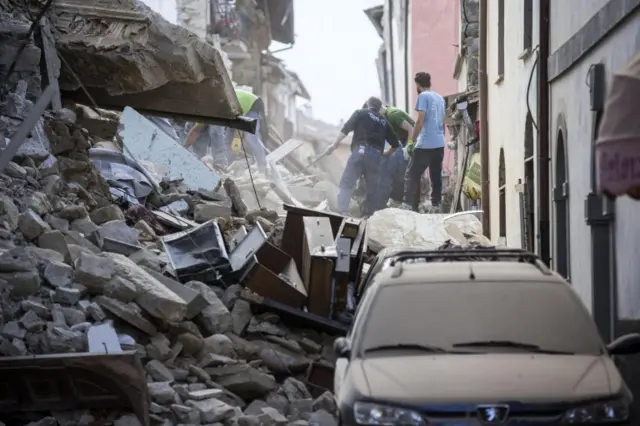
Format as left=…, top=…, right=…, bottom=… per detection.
left=334, top=249, right=640, bottom=426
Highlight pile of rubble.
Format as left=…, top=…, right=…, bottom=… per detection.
left=0, top=109, right=340, bottom=426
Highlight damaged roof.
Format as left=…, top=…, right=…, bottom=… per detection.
left=49, top=0, right=255, bottom=132
left=288, top=70, right=310, bottom=100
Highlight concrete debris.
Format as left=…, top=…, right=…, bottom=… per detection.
left=49, top=0, right=242, bottom=122
left=0, top=96, right=341, bottom=426
left=0, top=2, right=483, bottom=425
left=366, top=208, right=486, bottom=252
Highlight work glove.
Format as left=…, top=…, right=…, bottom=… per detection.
left=404, top=140, right=415, bottom=160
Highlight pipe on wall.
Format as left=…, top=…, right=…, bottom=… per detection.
left=478, top=0, right=490, bottom=238
left=537, top=0, right=551, bottom=264
left=404, top=0, right=410, bottom=112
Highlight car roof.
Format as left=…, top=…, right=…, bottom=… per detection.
left=372, top=261, right=564, bottom=288
left=375, top=246, right=428, bottom=260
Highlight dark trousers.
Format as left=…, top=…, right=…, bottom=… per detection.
left=380, top=149, right=409, bottom=206
left=403, top=147, right=444, bottom=211
left=338, top=146, right=384, bottom=216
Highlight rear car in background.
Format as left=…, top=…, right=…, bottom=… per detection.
left=335, top=249, right=640, bottom=425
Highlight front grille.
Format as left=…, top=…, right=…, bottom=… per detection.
left=420, top=407, right=566, bottom=426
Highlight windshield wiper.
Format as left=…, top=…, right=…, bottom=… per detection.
left=364, top=344, right=467, bottom=354
left=452, top=340, right=575, bottom=354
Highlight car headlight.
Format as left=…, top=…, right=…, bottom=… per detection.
left=562, top=399, right=630, bottom=423
left=354, top=402, right=426, bottom=425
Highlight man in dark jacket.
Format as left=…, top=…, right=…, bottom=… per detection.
left=325, top=97, right=400, bottom=216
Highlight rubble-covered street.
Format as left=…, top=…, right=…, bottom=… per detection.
left=0, top=110, right=342, bottom=426
left=0, top=1, right=492, bottom=426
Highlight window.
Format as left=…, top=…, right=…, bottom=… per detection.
left=498, top=0, right=504, bottom=78
left=523, top=0, right=533, bottom=51
left=498, top=149, right=506, bottom=239
left=358, top=281, right=604, bottom=355
left=497, top=0, right=505, bottom=76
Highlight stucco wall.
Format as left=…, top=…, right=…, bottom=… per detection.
left=548, top=5, right=640, bottom=315
left=485, top=0, right=539, bottom=247
left=549, top=0, right=608, bottom=52
left=409, top=0, right=459, bottom=175
left=390, top=0, right=409, bottom=110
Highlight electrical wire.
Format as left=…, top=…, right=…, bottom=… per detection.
left=238, top=131, right=262, bottom=209
left=526, top=49, right=540, bottom=132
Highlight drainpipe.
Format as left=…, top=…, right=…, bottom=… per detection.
left=585, top=63, right=616, bottom=342
left=537, top=0, right=551, bottom=264
left=404, top=0, right=410, bottom=112
left=478, top=0, right=490, bottom=238
left=388, top=0, right=396, bottom=106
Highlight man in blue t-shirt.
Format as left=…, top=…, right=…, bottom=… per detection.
left=402, top=72, right=446, bottom=212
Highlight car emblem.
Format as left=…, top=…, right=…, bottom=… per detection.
left=477, top=405, right=509, bottom=424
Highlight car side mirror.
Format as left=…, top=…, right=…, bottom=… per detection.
left=334, top=337, right=351, bottom=359
left=607, top=333, right=640, bottom=355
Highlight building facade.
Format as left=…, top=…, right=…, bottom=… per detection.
left=473, top=0, right=640, bottom=403
left=484, top=0, right=539, bottom=250
left=547, top=0, right=640, bottom=340
left=262, top=55, right=311, bottom=141
left=366, top=0, right=458, bottom=178
left=480, top=0, right=640, bottom=397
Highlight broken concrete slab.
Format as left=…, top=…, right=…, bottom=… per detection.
left=51, top=0, right=243, bottom=124
left=205, top=363, right=277, bottom=400
left=95, top=296, right=157, bottom=335
left=18, top=209, right=51, bottom=240
left=128, top=249, right=165, bottom=272
left=90, top=204, right=125, bottom=225
left=118, top=107, right=222, bottom=191
left=185, top=281, right=233, bottom=336
left=105, top=252, right=187, bottom=322
left=193, top=201, right=232, bottom=223
left=366, top=209, right=452, bottom=252
left=74, top=251, right=115, bottom=293
left=142, top=266, right=208, bottom=320
left=93, top=220, right=140, bottom=247
left=37, top=230, right=72, bottom=263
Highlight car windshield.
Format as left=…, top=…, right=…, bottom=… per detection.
left=358, top=281, right=604, bottom=356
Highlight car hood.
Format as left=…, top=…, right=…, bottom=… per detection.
left=353, top=354, right=621, bottom=404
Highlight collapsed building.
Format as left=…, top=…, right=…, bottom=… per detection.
left=0, top=1, right=489, bottom=425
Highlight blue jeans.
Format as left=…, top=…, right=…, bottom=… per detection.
left=380, top=148, right=408, bottom=208
left=223, top=111, right=267, bottom=170
left=338, top=146, right=384, bottom=216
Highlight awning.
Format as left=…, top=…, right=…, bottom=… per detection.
left=596, top=51, right=640, bottom=199
left=50, top=0, right=255, bottom=133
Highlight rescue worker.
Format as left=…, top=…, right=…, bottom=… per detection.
left=403, top=72, right=446, bottom=212
left=325, top=96, right=400, bottom=217
left=184, top=88, right=269, bottom=172
left=378, top=104, right=415, bottom=208
left=224, top=88, right=269, bottom=172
